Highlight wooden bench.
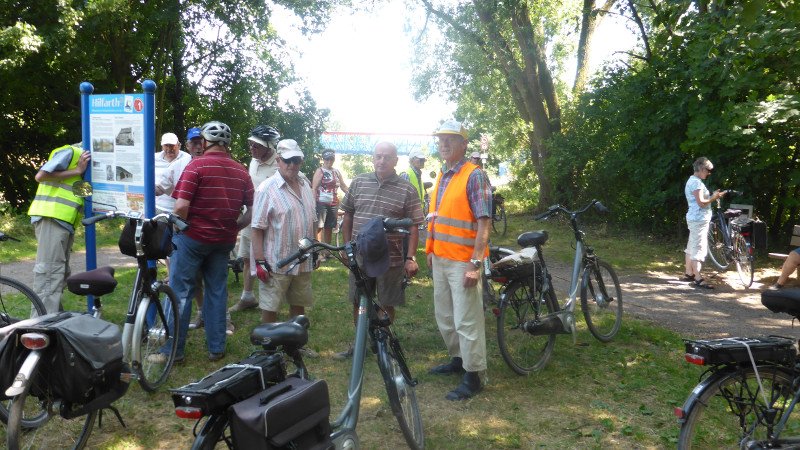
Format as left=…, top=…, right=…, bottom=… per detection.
left=769, top=224, right=800, bottom=278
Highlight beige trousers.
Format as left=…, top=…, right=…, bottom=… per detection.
left=33, top=218, right=74, bottom=314
left=431, top=254, right=487, bottom=372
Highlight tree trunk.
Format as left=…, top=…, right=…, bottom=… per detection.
left=574, top=0, right=617, bottom=94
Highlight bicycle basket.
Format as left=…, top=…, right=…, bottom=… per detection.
left=118, top=218, right=173, bottom=259
left=683, top=336, right=796, bottom=366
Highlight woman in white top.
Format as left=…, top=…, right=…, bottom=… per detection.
left=684, top=157, right=725, bottom=289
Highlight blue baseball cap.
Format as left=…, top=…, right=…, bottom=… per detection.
left=186, top=127, right=202, bottom=140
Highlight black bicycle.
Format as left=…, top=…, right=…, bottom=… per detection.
left=491, top=189, right=507, bottom=236
left=675, top=288, right=800, bottom=448
left=706, top=190, right=755, bottom=288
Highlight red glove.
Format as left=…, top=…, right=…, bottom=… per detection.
left=255, top=260, right=271, bottom=283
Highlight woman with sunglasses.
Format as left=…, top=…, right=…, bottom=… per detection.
left=684, top=157, right=726, bottom=289
left=311, top=149, right=349, bottom=261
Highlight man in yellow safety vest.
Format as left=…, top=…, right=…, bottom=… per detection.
left=28, top=144, right=91, bottom=313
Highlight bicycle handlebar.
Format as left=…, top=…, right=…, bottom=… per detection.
left=277, top=217, right=414, bottom=269
left=533, top=199, right=609, bottom=221
left=0, top=232, right=20, bottom=242
left=81, top=210, right=189, bottom=231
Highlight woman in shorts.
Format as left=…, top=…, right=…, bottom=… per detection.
left=684, top=157, right=725, bottom=289
left=311, top=149, right=348, bottom=259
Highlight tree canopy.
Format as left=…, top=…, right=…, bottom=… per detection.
left=0, top=0, right=336, bottom=210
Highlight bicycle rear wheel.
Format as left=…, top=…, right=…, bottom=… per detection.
left=0, top=276, right=47, bottom=425
left=6, top=378, right=96, bottom=450
left=132, top=284, right=179, bottom=392
left=376, top=333, right=424, bottom=450
left=677, top=366, right=799, bottom=449
left=733, top=234, right=754, bottom=288
left=190, top=414, right=233, bottom=450
left=496, top=278, right=557, bottom=375
left=707, top=220, right=730, bottom=270
left=580, top=260, right=622, bottom=342
left=492, top=205, right=507, bottom=237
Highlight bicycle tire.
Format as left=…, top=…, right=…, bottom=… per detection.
left=132, top=284, right=179, bottom=392
left=376, top=336, right=424, bottom=450
left=677, top=365, right=799, bottom=449
left=580, top=260, right=622, bottom=342
left=733, top=234, right=754, bottom=288
left=0, top=276, right=47, bottom=425
left=6, top=372, right=96, bottom=450
left=707, top=220, right=730, bottom=270
left=190, top=414, right=232, bottom=450
left=496, top=278, right=557, bottom=375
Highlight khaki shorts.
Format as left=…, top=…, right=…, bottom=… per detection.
left=258, top=272, right=313, bottom=312
left=237, top=233, right=251, bottom=259
left=685, top=219, right=710, bottom=261
left=348, top=266, right=405, bottom=307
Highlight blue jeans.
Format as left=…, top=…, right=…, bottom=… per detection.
left=163, top=233, right=233, bottom=357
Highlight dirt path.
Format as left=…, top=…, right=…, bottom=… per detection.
left=1, top=248, right=794, bottom=339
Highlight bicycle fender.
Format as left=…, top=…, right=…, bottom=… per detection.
left=5, top=350, right=42, bottom=397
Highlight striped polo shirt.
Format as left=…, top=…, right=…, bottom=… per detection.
left=340, top=171, right=425, bottom=267
left=173, top=152, right=254, bottom=244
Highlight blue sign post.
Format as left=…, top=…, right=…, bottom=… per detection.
left=79, top=80, right=156, bottom=311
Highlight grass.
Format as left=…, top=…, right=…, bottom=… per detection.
left=1, top=213, right=707, bottom=449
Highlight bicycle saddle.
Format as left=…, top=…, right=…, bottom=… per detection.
left=518, top=231, right=548, bottom=248
left=762, top=288, right=800, bottom=319
left=723, top=209, right=743, bottom=219
left=250, top=317, right=309, bottom=350
left=66, top=266, right=117, bottom=296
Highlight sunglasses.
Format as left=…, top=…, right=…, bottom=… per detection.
left=279, top=156, right=303, bottom=165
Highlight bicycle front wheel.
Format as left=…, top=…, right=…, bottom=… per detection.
left=733, top=234, right=754, bottom=288
left=0, top=276, right=47, bottom=424
left=497, top=278, right=557, bottom=375
left=132, top=284, right=179, bottom=392
left=581, top=260, right=622, bottom=342
left=6, top=379, right=96, bottom=450
left=677, top=366, right=800, bottom=449
left=376, top=334, right=424, bottom=450
left=707, top=220, right=730, bottom=270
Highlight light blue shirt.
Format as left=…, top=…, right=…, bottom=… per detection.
left=685, top=175, right=710, bottom=222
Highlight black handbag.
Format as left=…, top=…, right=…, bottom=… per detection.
left=118, top=218, right=173, bottom=259
left=229, top=377, right=333, bottom=450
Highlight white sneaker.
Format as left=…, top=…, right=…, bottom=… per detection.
left=226, top=314, right=235, bottom=336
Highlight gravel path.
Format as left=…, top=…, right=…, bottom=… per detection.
left=1, top=248, right=794, bottom=339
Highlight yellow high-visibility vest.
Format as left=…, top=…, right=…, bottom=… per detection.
left=28, top=145, right=84, bottom=227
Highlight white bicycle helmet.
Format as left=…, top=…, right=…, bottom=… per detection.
left=200, top=121, right=232, bottom=146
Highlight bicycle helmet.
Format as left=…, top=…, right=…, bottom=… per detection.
left=248, top=125, right=280, bottom=149
left=200, top=121, right=232, bottom=146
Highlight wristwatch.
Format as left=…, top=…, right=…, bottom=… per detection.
left=469, top=258, right=482, bottom=268
left=405, top=256, right=416, bottom=262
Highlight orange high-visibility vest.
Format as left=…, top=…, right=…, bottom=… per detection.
left=426, top=161, right=487, bottom=261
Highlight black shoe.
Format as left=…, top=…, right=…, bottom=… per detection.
left=680, top=273, right=695, bottom=282
left=429, top=357, right=465, bottom=375
left=208, top=352, right=226, bottom=362
left=694, top=278, right=714, bottom=290
left=445, top=371, right=483, bottom=401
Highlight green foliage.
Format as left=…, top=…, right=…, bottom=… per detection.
left=548, top=1, right=800, bottom=241
left=0, top=0, right=336, bottom=211
left=339, top=154, right=373, bottom=178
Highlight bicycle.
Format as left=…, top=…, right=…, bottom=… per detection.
left=0, top=232, right=47, bottom=425
left=706, top=190, right=755, bottom=288
left=492, top=200, right=622, bottom=374
left=675, top=288, right=800, bottom=449
left=491, top=189, right=507, bottom=236
left=78, top=208, right=187, bottom=391
left=177, top=217, right=424, bottom=449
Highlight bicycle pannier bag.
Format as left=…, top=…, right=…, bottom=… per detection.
left=171, top=352, right=286, bottom=416
left=229, top=377, right=333, bottom=450
left=45, top=314, right=125, bottom=406
left=118, top=218, right=173, bottom=259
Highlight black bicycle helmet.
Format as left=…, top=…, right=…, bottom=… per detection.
left=249, top=125, right=280, bottom=149
left=200, top=121, right=232, bottom=146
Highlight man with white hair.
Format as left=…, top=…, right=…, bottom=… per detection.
left=154, top=132, right=190, bottom=213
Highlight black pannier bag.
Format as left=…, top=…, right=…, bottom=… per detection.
left=229, top=377, right=333, bottom=450
left=171, top=353, right=286, bottom=416
left=45, top=314, right=125, bottom=407
left=738, top=218, right=768, bottom=250
left=118, top=218, right=173, bottom=259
